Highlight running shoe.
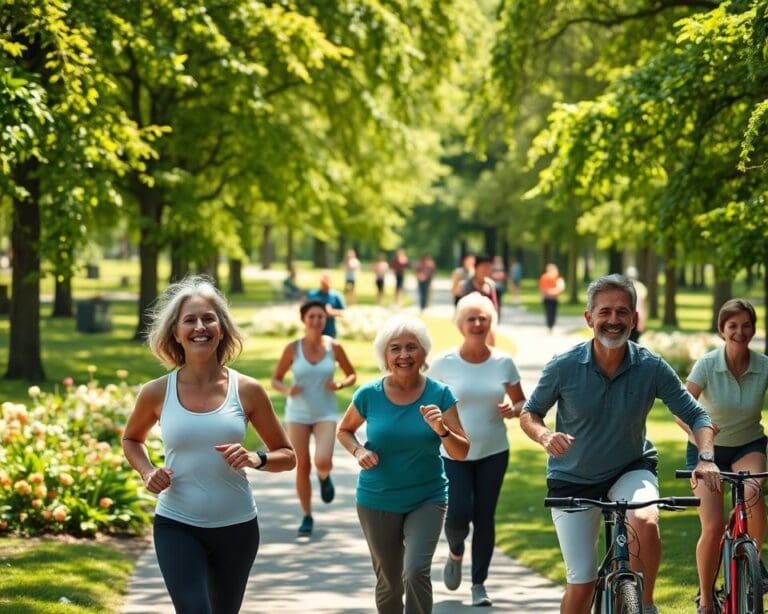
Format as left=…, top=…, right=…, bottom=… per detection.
left=297, top=515, right=313, bottom=536
left=319, top=474, right=335, bottom=503
left=443, top=556, right=462, bottom=591
left=471, top=584, right=492, bottom=607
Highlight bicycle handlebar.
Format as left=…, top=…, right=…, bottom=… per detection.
left=544, top=496, right=700, bottom=510
left=675, top=469, right=768, bottom=482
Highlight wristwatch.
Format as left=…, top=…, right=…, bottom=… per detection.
left=256, top=450, right=268, bottom=470
left=698, top=451, right=715, bottom=463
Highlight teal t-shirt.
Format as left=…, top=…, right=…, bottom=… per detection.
left=352, top=377, right=457, bottom=513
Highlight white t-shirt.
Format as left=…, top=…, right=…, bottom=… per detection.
left=428, top=348, right=520, bottom=460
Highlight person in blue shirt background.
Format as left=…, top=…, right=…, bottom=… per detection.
left=306, top=272, right=345, bottom=337
left=337, top=314, right=469, bottom=614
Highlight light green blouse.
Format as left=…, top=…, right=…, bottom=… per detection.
left=687, top=347, right=768, bottom=447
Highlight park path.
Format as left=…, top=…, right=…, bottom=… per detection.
left=121, top=274, right=587, bottom=613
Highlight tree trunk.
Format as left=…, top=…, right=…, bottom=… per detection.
left=583, top=245, right=591, bottom=284
left=6, top=161, right=45, bottom=381
left=662, top=242, right=677, bottom=327
left=261, top=224, right=273, bottom=269
left=197, top=253, right=218, bottom=285
left=647, top=248, right=659, bottom=320
left=313, top=237, right=330, bottom=268
left=607, top=247, right=623, bottom=275
left=710, top=276, right=732, bottom=332
left=51, top=274, right=73, bottom=317
left=133, top=180, right=163, bottom=341
left=286, top=228, right=294, bottom=270
left=169, top=240, right=190, bottom=283
left=229, top=259, right=243, bottom=293
left=568, top=238, right=579, bottom=304
left=764, top=262, right=768, bottom=355
left=484, top=226, right=497, bottom=257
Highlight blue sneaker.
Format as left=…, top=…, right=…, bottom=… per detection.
left=297, top=515, right=313, bottom=536
left=319, top=474, right=335, bottom=503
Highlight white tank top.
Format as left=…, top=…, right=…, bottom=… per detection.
left=156, top=368, right=257, bottom=528
left=284, top=338, right=338, bottom=424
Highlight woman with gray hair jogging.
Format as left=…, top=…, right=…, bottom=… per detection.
left=337, top=314, right=469, bottom=613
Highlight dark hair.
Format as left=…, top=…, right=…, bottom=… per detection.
left=300, top=299, right=327, bottom=320
left=474, top=254, right=493, bottom=266
left=717, top=299, right=756, bottom=335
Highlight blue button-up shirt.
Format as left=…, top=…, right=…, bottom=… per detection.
left=524, top=341, right=712, bottom=484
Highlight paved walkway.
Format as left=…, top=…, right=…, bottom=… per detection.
left=121, top=276, right=586, bottom=613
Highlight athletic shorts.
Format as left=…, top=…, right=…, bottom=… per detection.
left=548, top=467, right=659, bottom=584
left=685, top=436, right=767, bottom=471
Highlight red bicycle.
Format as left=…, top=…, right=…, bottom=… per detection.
left=677, top=469, right=768, bottom=614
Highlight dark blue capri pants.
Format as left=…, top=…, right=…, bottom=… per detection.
left=154, top=514, right=260, bottom=614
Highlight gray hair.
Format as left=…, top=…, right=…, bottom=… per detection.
left=146, top=275, right=244, bottom=368
left=372, top=314, right=432, bottom=372
left=454, top=292, right=497, bottom=330
left=586, top=274, right=637, bottom=312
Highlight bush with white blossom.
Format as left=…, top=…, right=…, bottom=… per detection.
left=641, top=330, right=723, bottom=378
left=0, top=370, right=160, bottom=536
left=251, top=304, right=392, bottom=341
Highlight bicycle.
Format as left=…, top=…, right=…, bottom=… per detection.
left=676, top=469, right=768, bottom=614
left=545, top=495, right=700, bottom=614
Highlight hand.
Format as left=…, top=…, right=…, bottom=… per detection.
left=540, top=431, right=574, bottom=457
left=324, top=380, right=341, bottom=392
left=711, top=423, right=721, bottom=436
left=498, top=400, right=521, bottom=419
left=143, top=467, right=174, bottom=494
left=288, top=384, right=303, bottom=396
left=354, top=447, right=379, bottom=470
left=419, top=404, right=446, bottom=436
left=214, top=443, right=260, bottom=470
left=692, top=461, right=722, bottom=493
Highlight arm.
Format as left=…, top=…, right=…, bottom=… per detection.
left=326, top=340, right=357, bottom=391
left=519, top=410, right=575, bottom=456
left=424, top=404, right=469, bottom=460
left=337, top=403, right=379, bottom=469
left=271, top=342, right=300, bottom=396
left=498, top=381, right=526, bottom=419
left=220, top=375, right=295, bottom=472
left=675, top=381, right=702, bottom=437
left=122, top=378, right=174, bottom=494
left=325, top=296, right=345, bottom=319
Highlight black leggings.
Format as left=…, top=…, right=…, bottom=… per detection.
left=443, top=450, right=509, bottom=585
left=154, top=514, right=260, bottom=614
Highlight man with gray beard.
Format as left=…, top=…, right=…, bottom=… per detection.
left=520, top=274, right=720, bottom=614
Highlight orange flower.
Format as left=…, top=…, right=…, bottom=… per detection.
left=99, top=497, right=113, bottom=509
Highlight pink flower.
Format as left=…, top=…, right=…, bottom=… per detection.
left=62, top=376, right=74, bottom=387
left=99, top=497, right=113, bottom=509
left=31, top=499, right=43, bottom=508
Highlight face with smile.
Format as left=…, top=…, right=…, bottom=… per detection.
left=385, top=333, right=425, bottom=376
left=720, top=311, right=754, bottom=349
left=460, top=308, right=491, bottom=341
left=302, top=305, right=327, bottom=334
left=174, top=295, right=222, bottom=360
left=585, top=288, right=637, bottom=350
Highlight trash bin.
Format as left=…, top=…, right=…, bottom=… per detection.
left=76, top=298, right=112, bottom=333
left=86, top=264, right=100, bottom=279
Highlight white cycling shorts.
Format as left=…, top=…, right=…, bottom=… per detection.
left=551, top=469, right=659, bottom=584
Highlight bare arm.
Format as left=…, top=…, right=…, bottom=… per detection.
left=519, top=410, right=574, bottom=457
left=430, top=404, right=469, bottom=460
left=327, top=340, right=357, bottom=391
left=498, top=381, right=526, bottom=419
left=271, top=342, right=299, bottom=396
left=338, top=403, right=379, bottom=469
left=122, top=377, right=174, bottom=494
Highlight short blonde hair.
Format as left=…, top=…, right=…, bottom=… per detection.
left=455, top=292, right=497, bottom=330
left=146, top=275, right=244, bottom=368
left=372, top=314, right=432, bottom=372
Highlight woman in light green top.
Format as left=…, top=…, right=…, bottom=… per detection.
left=677, top=299, right=768, bottom=614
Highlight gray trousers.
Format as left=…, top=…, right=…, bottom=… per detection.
left=357, top=501, right=447, bottom=614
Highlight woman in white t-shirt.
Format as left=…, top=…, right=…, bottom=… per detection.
left=428, top=292, right=526, bottom=607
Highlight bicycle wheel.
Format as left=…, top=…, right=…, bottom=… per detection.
left=734, top=540, right=763, bottom=614
left=612, top=578, right=642, bottom=614
left=593, top=580, right=605, bottom=614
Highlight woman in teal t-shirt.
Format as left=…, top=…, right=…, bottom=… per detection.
left=338, top=314, right=469, bottom=614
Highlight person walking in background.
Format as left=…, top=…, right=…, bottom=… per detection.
left=538, top=262, right=565, bottom=333
left=414, top=252, right=436, bottom=312
left=373, top=253, right=389, bottom=305
left=390, top=248, right=410, bottom=306
left=283, top=264, right=305, bottom=301
left=272, top=300, right=357, bottom=536
left=509, top=257, right=523, bottom=307
left=625, top=265, right=648, bottom=342
left=675, top=299, right=768, bottom=614
left=337, top=314, right=469, bottom=614
left=460, top=254, right=498, bottom=346
left=306, top=272, right=345, bottom=337
left=490, top=256, right=508, bottom=322
left=429, top=292, right=526, bottom=607
left=342, top=248, right=361, bottom=305
left=122, top=275, right=296, bottom=614
left=451, top=253, right=475, bottom=307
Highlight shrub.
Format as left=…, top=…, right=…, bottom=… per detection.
left=251, top=304, right=392, bottom=341
left=641, top=331, right=723, bottom=379
left=0, top=372, right=160, bottom=537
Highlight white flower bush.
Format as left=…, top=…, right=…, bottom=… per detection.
left=251, top=305, right=392, bottom=341
left=641, top=331, right=723, bottom=378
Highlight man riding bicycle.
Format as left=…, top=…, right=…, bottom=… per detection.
left=520, top=274, right=721, bottom=614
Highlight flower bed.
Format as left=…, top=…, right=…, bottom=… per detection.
left=251, top=304, right=392, bottom=341
left=0, top=371, right=160, bottom=537
left=641, top=331, right=723, bottom=379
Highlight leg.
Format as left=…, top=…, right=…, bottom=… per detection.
left=470, top=450, right=509, bottom=585
left=609, top=470, right=660, bottom=609
left=551, top=505, right=602, bottom=614
left=402, top=502, right=447, bottom=614
left=732, top=451, right=767, bottom=556
left=312, top=421, right=336, bottom=480
left=357, top=504, right=406, bottom=614
left=153, top=515, right=212, bottom=614
left=287, top=422, right=313, bottom=516
left=444, top=457, right=474, bottom=558
left=206, top=517, right=260, bottom=614
left=692, top=481, right=725, bottom=607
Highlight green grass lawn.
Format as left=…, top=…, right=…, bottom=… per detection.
left=0, top=259, right=764, bottom=612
